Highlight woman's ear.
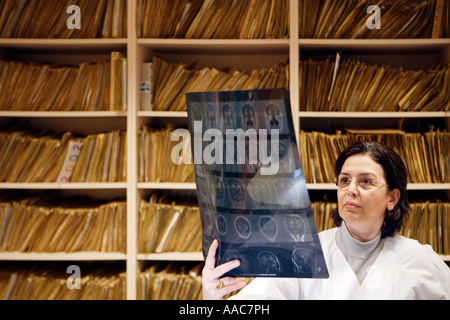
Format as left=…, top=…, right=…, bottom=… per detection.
left=387, top=188, right=400, bottom=211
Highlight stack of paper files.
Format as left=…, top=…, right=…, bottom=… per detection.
left=0, top=129, right=127, bottom=183
left=299, top=129, right=449, bottom=184
left=71, top=130, right=127, bottom=183
left=138, top=125, right=194, bottom=182
left=402, top=201, right=450, bottom=255
left=0, top=192, right=126, bottom=253
left=0, top=51, right=127, bottom=111
left=299, top=58, right=449, bottom=112
left=299, top=0, right=446, bottom=38
left=138, top=262, right=203, bottom=300
left=148, top=56, right=289, bottom=111
left=311, top=200, right=336, bottom=233
left=0, top=129, right=82, bottom=182
left=0, top=262, right=126, bottom=300
left=139, top=194, right=201, bottom=253
left=138, top=0, right=289, bottom=39
left=0, top=0, right=127, bottom=38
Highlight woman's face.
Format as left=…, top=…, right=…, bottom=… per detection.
left=337, top=154, right=399, bottom=241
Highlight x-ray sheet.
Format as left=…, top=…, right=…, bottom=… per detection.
left=186, top=88, right=328, bottom=278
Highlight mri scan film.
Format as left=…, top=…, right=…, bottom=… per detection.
left=186, top=89, right=328, bottom=278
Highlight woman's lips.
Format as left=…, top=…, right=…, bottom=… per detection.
left=344, top=201, right=361, bottom=209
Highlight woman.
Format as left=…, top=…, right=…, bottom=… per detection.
left=202, top=141, right=450, bottom=299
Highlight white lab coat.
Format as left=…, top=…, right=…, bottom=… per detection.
left=229, top=228, right=450, bottom=299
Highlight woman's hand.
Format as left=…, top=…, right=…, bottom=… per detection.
left=202, top=239, right=248, bottom=300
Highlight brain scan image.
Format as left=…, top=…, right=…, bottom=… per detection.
left=285, top=214, right=306, bottom=241
left=202, top=207, right=215, bottom=235
left=191, top=103, right=202, bottom=121
left=247, top=179, right=271, bottom=207
left=225, top=250, right=251, bottom=273
left=228, top=178, right=246, bottom=208
left=242, top=103, right=257, bottom=130
left=206, top=103, right=217, bottom=129
left=291, top=246, right=315, bottom=276
left=258, top=251, right=281, bottom=274
left=234, top=216, right=251, bottom=239
left=258, top=216, right=278, bottom=241
left=222, top=103, right=234, bottom=130
left=265, top=102, right=282, bottom=133
left=275, top=179, right=299, bottom=208
left=217, top=214, right=227, bottom=235
left=213, top=175, right=225, bottom=207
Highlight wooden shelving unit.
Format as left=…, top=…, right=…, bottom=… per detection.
left=0, top=0, right=448, bottom=300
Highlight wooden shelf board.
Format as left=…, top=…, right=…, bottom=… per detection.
left=138, top=38, right=290, bottom=53
left=138, top=182, right=196, bottom=190
left=0, top=183, right=128, bottom=189
left=0, top=38, right=127, bottom=52
left=299, top=111, right=449, bottom=118
left=298, top=39, right=450, bottom=51
left=0, top=252, right=127, bottom=261
left=306, top=183, right=337, bottom=190
left=138, top=111, right=188, bottom=118
left=406, top=183, right=450, bottom=190
left=0, top=111, right=127, bottom=118
left=138, top=252, right=203, bottom=261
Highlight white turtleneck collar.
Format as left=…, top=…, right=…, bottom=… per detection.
left=335, top=221, right=385, bottom=285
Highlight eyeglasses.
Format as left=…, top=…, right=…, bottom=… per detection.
left=335, top=176, right=389, bottom=191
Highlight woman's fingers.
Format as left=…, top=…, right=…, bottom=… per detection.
left=205, top=276, right=247, bottom=300
left=215, top=278, right=247, bottom=298
left=203, top=245, right=240, bottom=281
left=203, top=240, right=240, bottom=279
left=216, top=276, right=247, bottom=288
left=213, top=259, right=240, bottom=276
left=203, top=239, right=219, bottom=271
left=202, top=239, right=247, bottom=300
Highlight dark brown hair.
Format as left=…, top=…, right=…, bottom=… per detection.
left=332, top=141, right=410, bottom=238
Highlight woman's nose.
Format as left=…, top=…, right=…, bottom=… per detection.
left=347, top=179, right=359, bottom=195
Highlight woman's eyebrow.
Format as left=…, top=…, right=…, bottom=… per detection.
left=339, top=172, right=377, bottom=177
